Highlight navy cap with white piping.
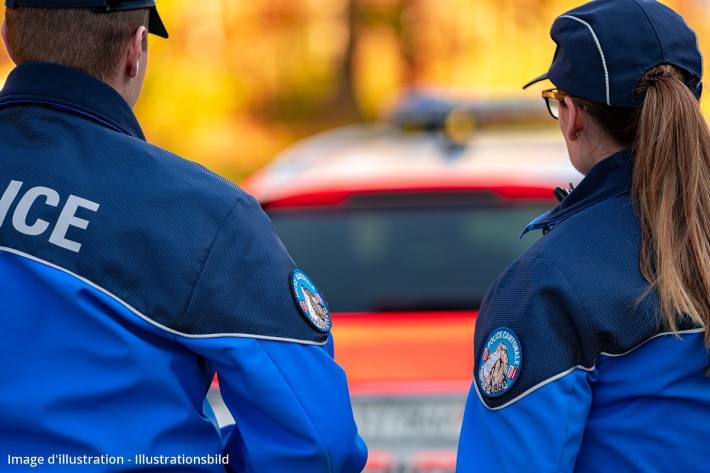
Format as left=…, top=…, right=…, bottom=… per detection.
left=524, top=0, right=702, bottom=108
left=5, top=0, right=169, bottom=39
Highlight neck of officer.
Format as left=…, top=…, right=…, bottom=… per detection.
left=586, top=142, right=626, bottom=171
left=575, top=121, right=627, bottom=175
left=105, top=54, right=146, bottom=109
left=107, top=75, right=141, bottom=110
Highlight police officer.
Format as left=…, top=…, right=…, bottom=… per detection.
left=457, top=1, right=710, bottom=471
left=0, top=2, right=367, bottom=472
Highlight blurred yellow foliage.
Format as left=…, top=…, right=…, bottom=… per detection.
left=0, top=1, right=708, bottom=181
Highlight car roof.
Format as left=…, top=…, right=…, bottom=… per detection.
left=247, top=123, right=582, bottom=205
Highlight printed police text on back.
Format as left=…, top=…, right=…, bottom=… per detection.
left=0, top=180, right=99, bottom=253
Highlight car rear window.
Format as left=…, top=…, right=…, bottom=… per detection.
left=268, top=194, right=551, bottom=313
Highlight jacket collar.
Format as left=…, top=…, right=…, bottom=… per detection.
left=523, top=148, right=635, bottom=237
left=0, top=62, right=145, bottom=141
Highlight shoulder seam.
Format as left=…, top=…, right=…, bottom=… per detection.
left=0, top=245, right=327, bottom=345
left=536, top=255, right=596, bottom=347
left=475, top=328, right=704, bottom=411
left=179, top=194, right=244, bottom=328
left=520, top=254, right=596, bottom=351
left=475, top=254, right=593, bottom=409
left=474, top=364, right=594, bottom=411
left=599, top=327, right=705, bottom=358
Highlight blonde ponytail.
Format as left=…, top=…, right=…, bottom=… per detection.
left=572, top=64, right=710, bottom=348
left=633, top=65, right=710, bottom=345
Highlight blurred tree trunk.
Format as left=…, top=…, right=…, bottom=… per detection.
left=398, top=0, right=419, bottom=87
left=331, top=0, right=362, bottom=121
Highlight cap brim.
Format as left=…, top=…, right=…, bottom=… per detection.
left=149, top=7, right=169, bottom=39
left=522, top=72, right=549, bottom=90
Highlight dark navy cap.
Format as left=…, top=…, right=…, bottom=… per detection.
left=524, top=0, right=703, bottom=107
left=5, top=0, right=169, bottom=38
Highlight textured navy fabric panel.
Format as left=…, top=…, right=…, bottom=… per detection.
left=182, top=193, right=327, bottom=342
left=474, top=257, right=587, bottom=408
left=0, top=63, right=324, bottom=343
left=474, top=150, right=702, bottom=409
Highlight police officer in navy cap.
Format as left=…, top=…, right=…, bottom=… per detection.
left=457, top=1, right=710, bottom=471
left=0, top=2, right=367, bottom=472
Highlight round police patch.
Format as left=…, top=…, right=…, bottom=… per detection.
left=478, top=327, right=522, bottom=398
left=290, top=270, right=331, bottom=333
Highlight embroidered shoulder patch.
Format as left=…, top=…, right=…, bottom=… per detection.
left=478, top=327, right=523, bottom=397
left=290, top=270, right=331, bottom=333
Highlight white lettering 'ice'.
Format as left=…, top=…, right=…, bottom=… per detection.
left=0, top=180, right=22, bottom=224
left=12, top=186, right=60, bottom=236
left=0, top=180, right=100, bottom=253
left=49, top=195, right=100, bottom=253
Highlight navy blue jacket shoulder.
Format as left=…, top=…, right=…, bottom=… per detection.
left=0, top=63, right=367, bottom=472
left=458, top=149, right=709, bottom=473
left=0, top=63, right=324, bottom=343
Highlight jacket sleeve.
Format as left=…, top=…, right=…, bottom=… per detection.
left=178, top=191, right=367, bottom=473
left=457, top=256, right=596, bottom=473
left=184, top=336, right=367, bottom=473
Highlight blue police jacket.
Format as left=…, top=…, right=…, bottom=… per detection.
left=457, top=149, right=709, bottom=472
left=0, top=63, right=367, bottom=472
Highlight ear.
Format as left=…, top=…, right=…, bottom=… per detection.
left=2, top=20, right=17, bottom=65
left=125, top=26, right=147, bottom=79
left=562, top=96, right=584, bottom=142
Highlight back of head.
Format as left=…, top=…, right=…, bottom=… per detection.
left=569, top=55, right=710, bottom=355
left=5, top=6, right=149, bottom=81
left=526, top=0, right=710, bottom=349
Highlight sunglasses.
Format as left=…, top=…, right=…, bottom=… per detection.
left=542, top=89, right=568, bottom=119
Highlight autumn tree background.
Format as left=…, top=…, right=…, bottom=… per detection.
left=1, top=0, right=708, bottom=181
